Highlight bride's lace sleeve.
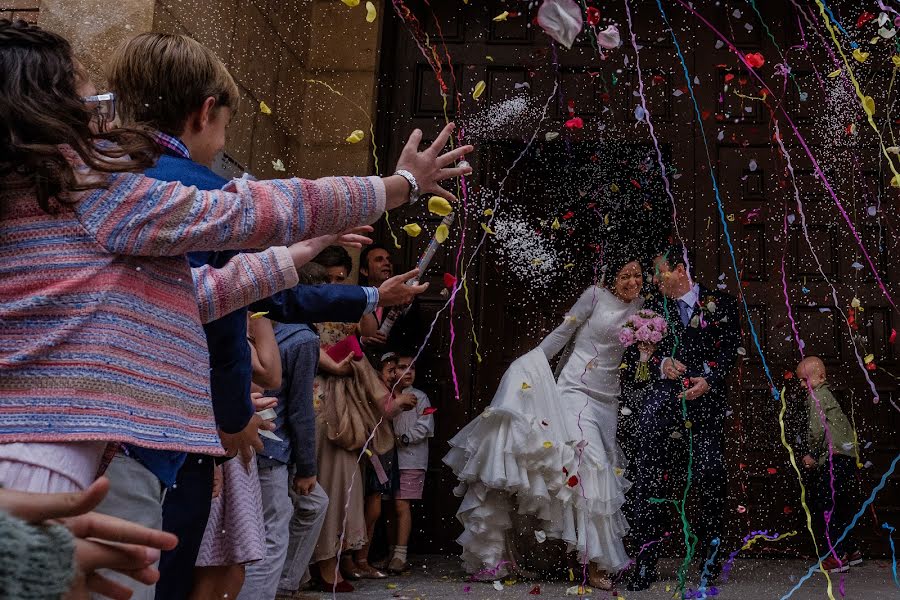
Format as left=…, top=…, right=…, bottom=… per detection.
left=538, top=286, right=600, bottom=360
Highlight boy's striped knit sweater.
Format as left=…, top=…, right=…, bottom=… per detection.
left=0, top=151, right=385, bottom=453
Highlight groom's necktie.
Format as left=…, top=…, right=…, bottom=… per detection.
left=677, top=299, right=692, bottom=326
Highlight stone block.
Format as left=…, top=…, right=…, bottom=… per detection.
left=294, top=144, right=373, bottom=180
left=250, top=110, right=292, bottom=179
left=299, top=71, right=376, bottom=146
left=40, top=0, right=156, bottom=88
left=157, top=0, right=237, bottom=62
left=151, top=4, right=188, bottom=35
left=228, top=2, right=282, bottom=101
left=307, top=0, right=379, bottom=71
left=1, top=0, right=39, bottom=9
left=251, top=0, right=313, bottom=60
left=274, top=51, right=308, bottom=134
left=225, top=86, right=257, bottom=169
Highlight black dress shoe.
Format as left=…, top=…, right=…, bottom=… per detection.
left=626, top=564, right=658, bottom=592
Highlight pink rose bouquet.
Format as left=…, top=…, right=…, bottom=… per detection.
left=619, top=309, right=668, bottom=381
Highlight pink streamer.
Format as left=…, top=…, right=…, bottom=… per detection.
left=674, top=0, right=897, bottom=312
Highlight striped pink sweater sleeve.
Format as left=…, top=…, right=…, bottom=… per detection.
left=192, top=247, right=299, bottom=324
left=73, top=172, right=386, bottom=256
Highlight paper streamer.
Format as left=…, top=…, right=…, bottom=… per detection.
left=884, top=522, right=900, bottom=591
left=777, top=387, right=836, bottom=600
left=658, top=0, right=779, bottom=405
left=697, top=538, right=720, bottom=596
left=721, top=530, right=798, bottom=582
left=781, top=451, right=900, bottom=599
left=675, top=0, right=897, bottom=314
left=622, top=0, right=691, bottom=278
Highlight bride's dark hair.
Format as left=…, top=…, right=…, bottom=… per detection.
left=0, top=19, right=157, bottom=212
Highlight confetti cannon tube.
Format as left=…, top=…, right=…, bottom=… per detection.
left=378, top=211, right=455, bottom=336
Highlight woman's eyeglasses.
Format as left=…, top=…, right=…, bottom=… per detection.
left=81, top=93, right=116, bottom=125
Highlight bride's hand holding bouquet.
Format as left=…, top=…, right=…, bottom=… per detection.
left=619, top=310, right=668, bottom=381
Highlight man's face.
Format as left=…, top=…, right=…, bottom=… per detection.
left=652, top=255, right=684, bottom=298
left=326, top=266, right=348, bottom=284
left=397, top=357, right=415, bottom=388
left=364, top=249, right=393, bottom=286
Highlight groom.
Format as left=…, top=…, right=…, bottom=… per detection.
left=627, top=244, right=741, bottom=591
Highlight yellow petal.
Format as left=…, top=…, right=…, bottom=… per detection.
left=727, top=214, right=735, bottom=222
left=365, top=1, right=376, bottom=22
left=402, top=223, right=422, bottom=237
left=888, top=146, right=900, bottom=154
left=493, top=10, right=509, bottom=21
left=271, top=159, right=285, bottom=172
left=364, top=448, right=373, bottom=456
left=346, top=129, right=365, bottom=144
left=249, top=311, right=269, bottom=320
left=473, top=80, right=486, bottom=100
left=564, top=263, right=575, bottom=269
left=435, top=223, right=449, bottom=243
left=259, top=100, right=272, bottom=115
left=341, top=0, right=360, bottom=5
left=851, top=297, right=861, bottom=308
left=486, top=55, right=494, bottom=62
left=551, top=217, right=561, bottom=230
left=893, top=55, right=900, bottom=67
left=892, top=174, right=900, bottom=188
left=542, top=440, right=552, bottom=448
left=864, top=353, right=875, bottom=364
left=685, top=420, right=692, bottom=429
left=483, top=208, right=494, bottom=216
left=481, top=223, right=495, bottom=235
left=827, top=68, right=842, bottom=78
left=863, top=95, right=876, bottom=116
left=853, top=48, right=870, bottom=63
left=610, top=183, right=620, bottom=192
left=531, top=258, right=543, bottom=265
left=427, top=195, right=453, bottom=216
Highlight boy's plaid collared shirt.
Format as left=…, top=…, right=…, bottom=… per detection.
left=153, top=131, right=190, bottom=160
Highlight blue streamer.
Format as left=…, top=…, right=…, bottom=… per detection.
left=819, top=0, right=858, bottom=48
left=885, top=522, right=900, bottom=591
left=656, top=0, right=779, bottom=400
left=698, top=538, right=721, bottom=597
left=781, top=452, right=900, bottom=599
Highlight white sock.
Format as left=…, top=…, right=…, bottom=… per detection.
left=393, top=545, right=408, bottom=562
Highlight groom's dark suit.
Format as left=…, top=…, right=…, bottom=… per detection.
left=629, top=283, right=741, bottom=570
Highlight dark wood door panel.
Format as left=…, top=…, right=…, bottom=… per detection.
left=377, top=0, right=898, bottom=557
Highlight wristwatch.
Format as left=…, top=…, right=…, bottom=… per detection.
left=400, top=434, right=410, bottom=446
left=393, top=169, right=420, bottom=204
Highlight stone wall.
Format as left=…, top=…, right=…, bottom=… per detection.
left=1, top=0, right=39, bottom=22
left=153, top=0, right=383, bottom=182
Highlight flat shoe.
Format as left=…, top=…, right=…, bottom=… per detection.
left=357, top=563, right=388, bottom=579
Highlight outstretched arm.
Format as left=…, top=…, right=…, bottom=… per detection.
left=538, top=286, right=601, bottom=360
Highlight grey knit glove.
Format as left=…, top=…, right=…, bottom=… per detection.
left=0, top=511, right=76, bottom=599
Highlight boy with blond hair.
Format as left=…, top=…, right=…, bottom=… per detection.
left=795, top=356, right=862, bottom=574
left=98, top=31, right=467, bottom=600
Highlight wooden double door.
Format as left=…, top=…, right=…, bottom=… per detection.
left=375, top=0, right=899, bottom=558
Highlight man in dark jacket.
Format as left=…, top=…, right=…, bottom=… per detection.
left=628, top=244, right=742, bottom=592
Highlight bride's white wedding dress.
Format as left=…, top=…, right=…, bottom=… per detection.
left=443, top=286, right=641, bottom=575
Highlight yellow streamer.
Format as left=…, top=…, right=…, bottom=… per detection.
left=779, top=387, right=835, bottom=600
left=741, top=530, right=798, bottom=551
left=813, top=1, right=900, bottom=184
left=302, top=79, right=378, bottom=175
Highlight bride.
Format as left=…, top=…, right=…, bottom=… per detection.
left=443, top=251, right=649, bottom=589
